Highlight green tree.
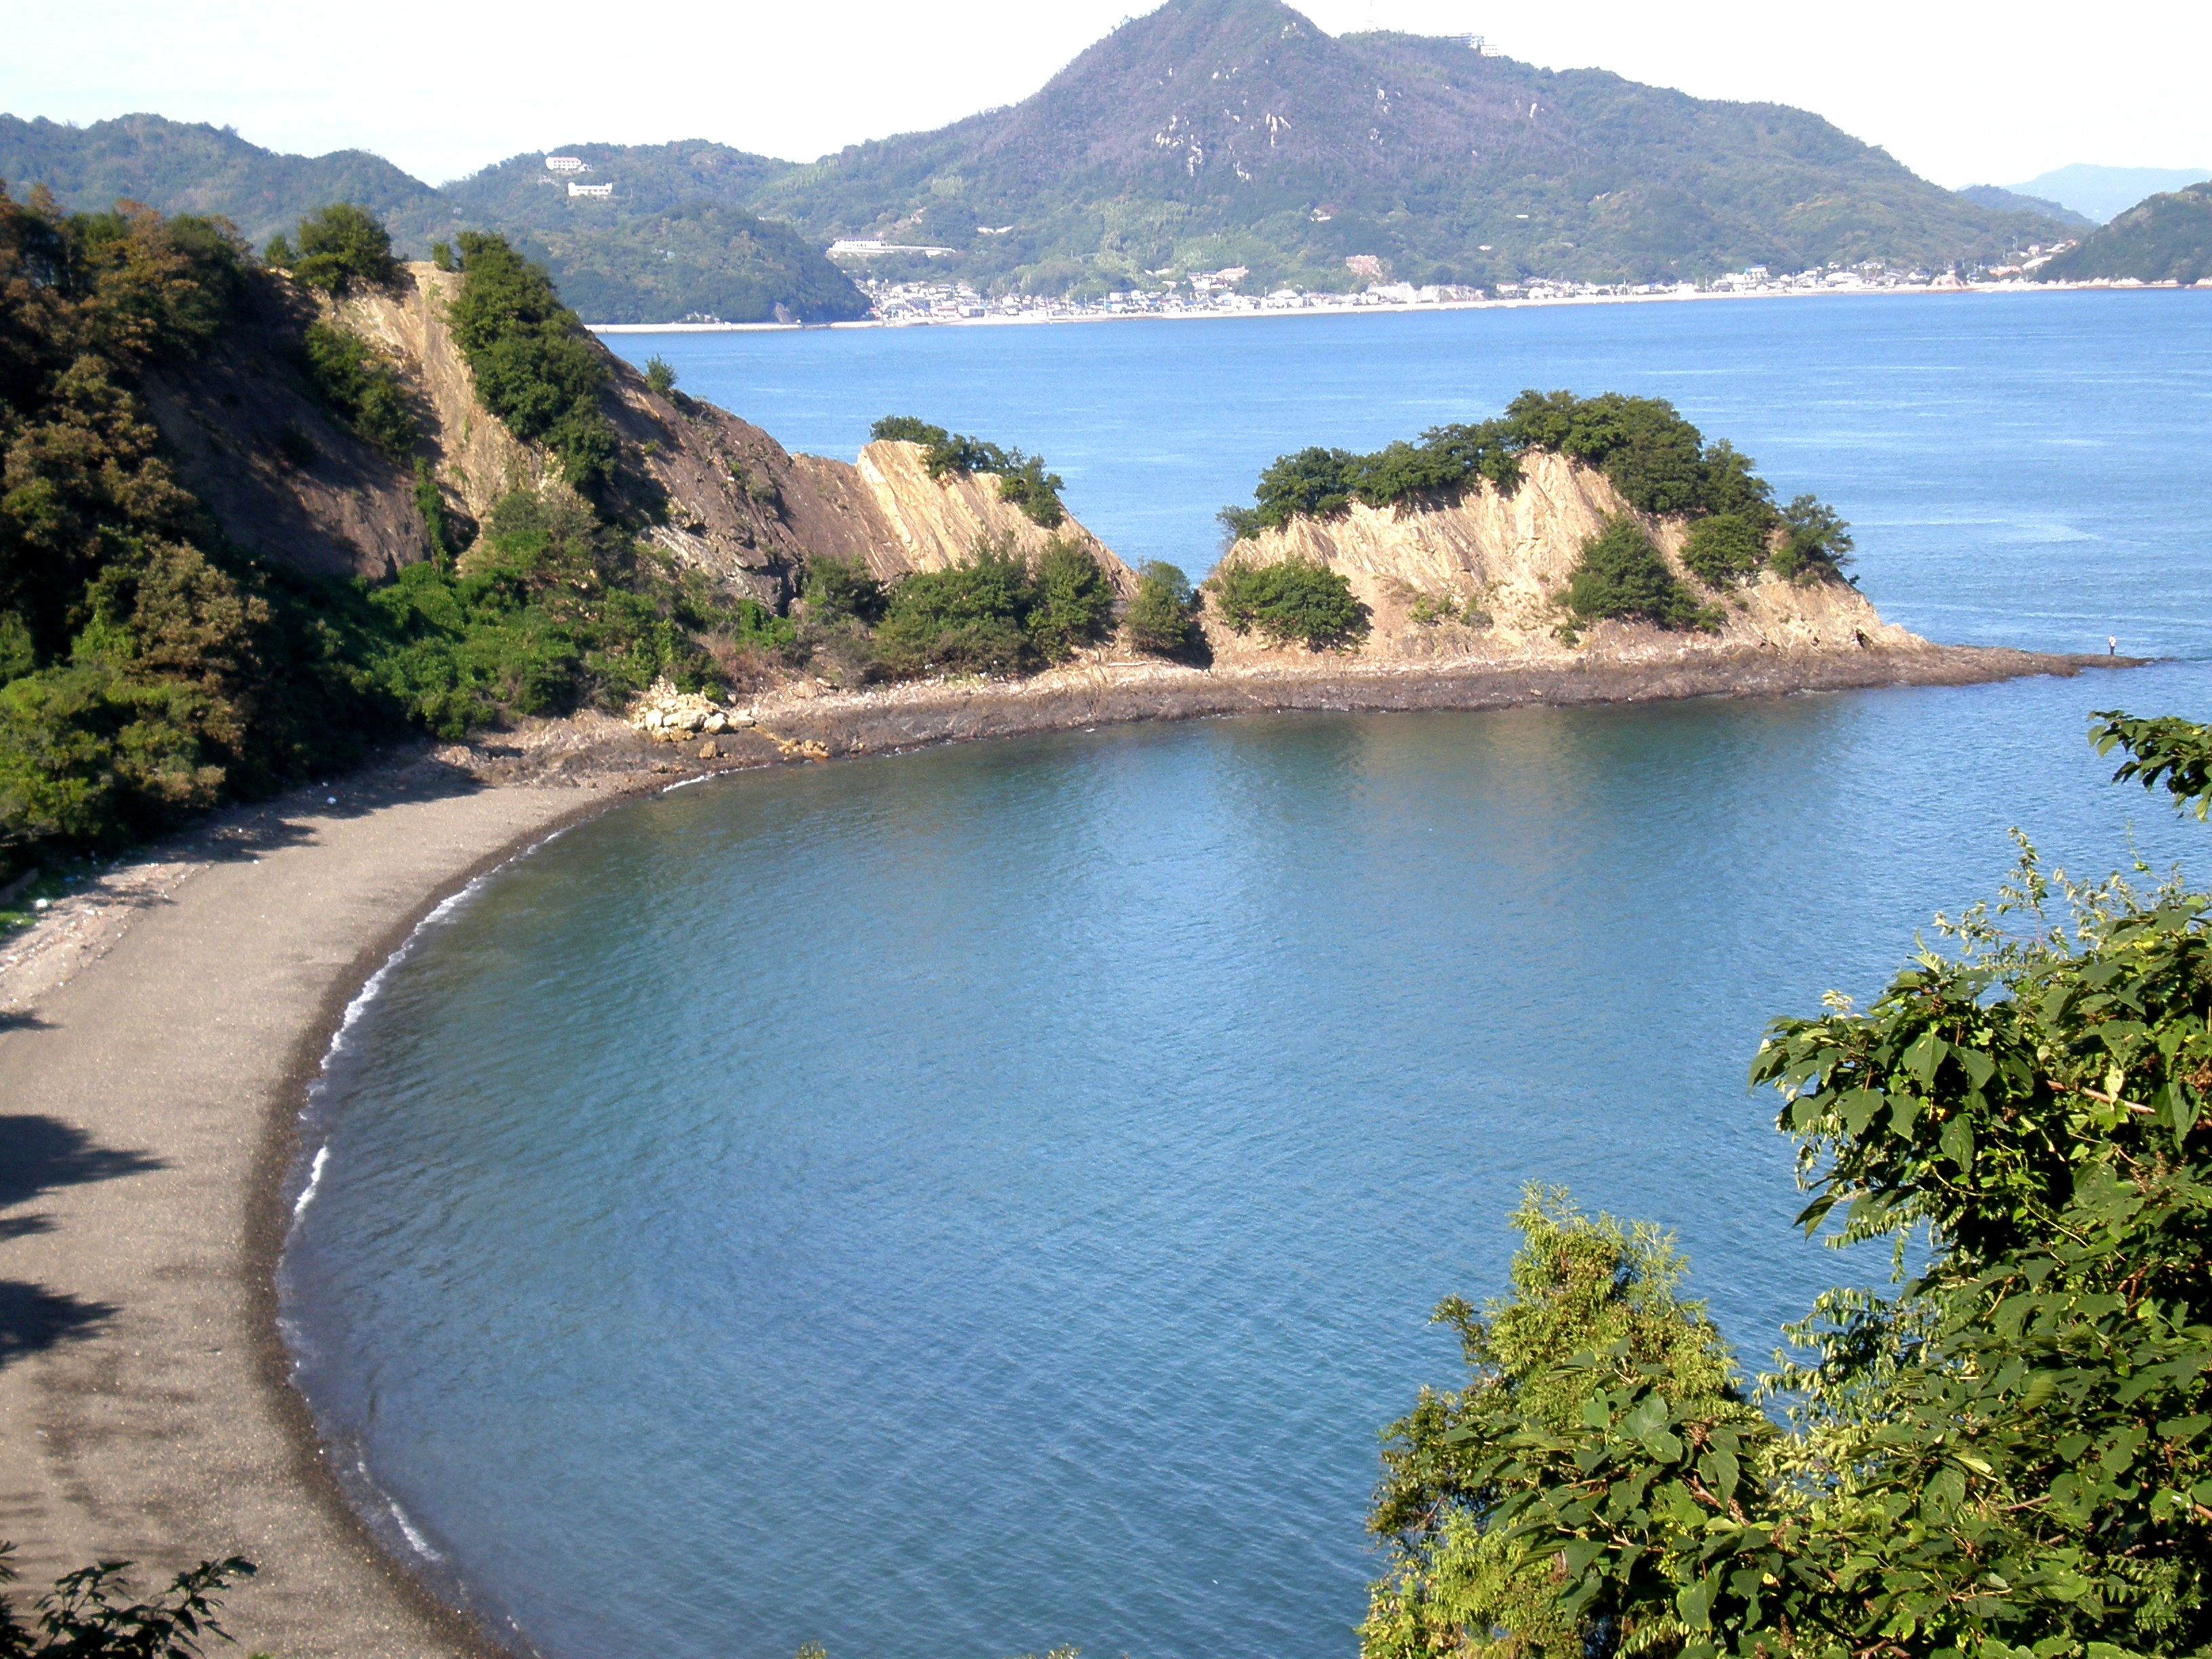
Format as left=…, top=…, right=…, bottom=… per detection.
left=1678, top=514, right=1767, bottom=588
left=1206, top=556, right=1366, bottom=649
left=875, top=537, right=1040, bottom=678
left=803, top=554, right=886, bottom=625
left=301, top=321, right=415, bottom=459
left=1364, top=714, right=2212, bottom=1659
left=446, top=232, right=615, bottom=492
left=644, top=354, right=678, bottom=396
left=1125, top=560, right=1201, bottom=656
left=1773, top=495, right=1854, bottom=583
left=1026, top=538, right=1114, bottom=661
left=288, top=203, right=400, bottom=293
left=1565, top=516, right=1714, bottom=630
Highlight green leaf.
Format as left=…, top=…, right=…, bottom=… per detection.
left=1940, top=1114, right=1975, bottom=1170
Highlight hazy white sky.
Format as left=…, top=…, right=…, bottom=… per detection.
left=4, top=0, right=2206, bottom=190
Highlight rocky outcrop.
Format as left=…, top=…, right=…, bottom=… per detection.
left=629, top=678, right=754, bottom=742
left=779, top=441, right=1137, bottom=592
left=148, top=263, right=1130, bottom=606
left=1204, top=449, right=1925, bottom=669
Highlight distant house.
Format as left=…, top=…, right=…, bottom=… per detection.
left=569, top=182, right=614, bottom=199
left=546, top=156, right=588, bottom=174
left=827, top=239, right=957, bottom=259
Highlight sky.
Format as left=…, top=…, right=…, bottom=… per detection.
left=3, top=0, right=2207, bottom=191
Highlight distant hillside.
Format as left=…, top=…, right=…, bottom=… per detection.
left=2008, top=164, right=2212, bottom=224
left=2037, top=180, right=2212, bottom=284
left=0, top=112, right=445, bottom=247
left=0, top=115, right=862, bottom=325
left=745, top=0, right=2066, bottom=295
left=1957, top=184, right=2094, bottom=230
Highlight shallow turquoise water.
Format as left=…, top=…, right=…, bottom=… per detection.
left=284, top=294, right=2212, bottom=1659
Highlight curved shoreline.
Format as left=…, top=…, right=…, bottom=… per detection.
left=0, top=644, right=2137, bottom=1656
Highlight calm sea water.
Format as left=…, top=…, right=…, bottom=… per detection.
left=283, top=293, right=2212, bottom=1659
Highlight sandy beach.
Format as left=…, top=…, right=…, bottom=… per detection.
left=0, top=641, right=2132, bottom=1655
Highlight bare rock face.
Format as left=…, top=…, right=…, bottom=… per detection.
left=778, top=440, right=1138, bottom=593
left=1205, top=449, right=1924, bottom=668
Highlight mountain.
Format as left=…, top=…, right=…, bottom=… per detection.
left=436, top=143, right=860, bottom=323
left=743, top=0, right=2066, bottom=293
left=1957, top=184, right=2095, bottom=230
left=0, top=112, right=443, bottom=247
left=2036, top=180, right=2212, bottom=285
left=2007, top=164, right=2212, bottom=224
left=0, top=116, right=862, bottom=325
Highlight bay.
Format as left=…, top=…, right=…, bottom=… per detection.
left=282, top=292, right=2212, bottom=1659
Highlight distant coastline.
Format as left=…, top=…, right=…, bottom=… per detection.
left=589, top=276, right=2212, bottom=334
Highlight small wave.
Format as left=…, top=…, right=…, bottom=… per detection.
left=292, top=1144, right=330, bottom=1219
left=388, top=1498, right=445, bottom=1561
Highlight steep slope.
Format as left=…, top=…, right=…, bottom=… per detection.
left=1206, top=450, right=1918, bottom=669
left=782, top=441, right=1134, bottom=592
left=747, top=0, right=2062, bottom=292
left=147, top=262, right=1120, bottom=603
left=2036, top=181, right=2212, bottom=285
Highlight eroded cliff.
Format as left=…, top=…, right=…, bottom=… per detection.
left=1203, top=449, right=1925, bottom=670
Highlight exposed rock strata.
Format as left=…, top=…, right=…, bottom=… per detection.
left=1202, top=449, right=1921, bottom=670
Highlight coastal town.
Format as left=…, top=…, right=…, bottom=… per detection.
left=598, top=239, right=2203, bottom=333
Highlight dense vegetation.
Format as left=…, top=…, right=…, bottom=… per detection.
left=1124, top=560, right=1204, bottom=657
left=1206, top=556, right=1365, bottom=649
left=740, top=0, right=2066, bottom=297
left=266, top=203, right=401, bottom=293
left=300, top=321, right=414, bottom=459
left=0, top=1546, right=253, bottom=1657
left=1223, top=391, right=1853, bottom=594
left=0, top=116, right=869, bottom=325
left=2038, top=181, right=2212, bottom=285
left=1364, top=710, right=2212, bottom=1659
left=446, top=230, right=616, bottom=491
left=0, top=191, right=785, bottom=876
left=869, top=416, right=1068, bottom=528
left=1564, top=516, right=1716, bottom=632
left=806, top=536, right=1115, bottom=679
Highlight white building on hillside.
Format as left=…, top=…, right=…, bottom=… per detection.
left=569, top=182, right=613, bottom=199
left=546, top=156, right=588, bottom=174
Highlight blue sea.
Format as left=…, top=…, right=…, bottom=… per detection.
left=280, top=292, right=2212, bottom=1659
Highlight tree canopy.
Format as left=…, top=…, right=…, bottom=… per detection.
left=1365, top=712, right=2212, bottom=1659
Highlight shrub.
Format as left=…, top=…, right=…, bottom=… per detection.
left=430, top=240, right=453, bottom=272
left=447, top=232, right=617, bottom=492
left=1207, top=556, right=1366, bottom=649
left=1773, top=493, right=1855, bottom=582
left=644, top=354, right=677, bottom=396
left=1565, top=515, right=1715, bottom=630
left=0, top=1544, right=256, bottom=1657
left=289, top=203, right=401, bottom=293
left=1125, top=560, right=1202, bottom=655
left=802, top=554, right=886, bottom=625
left=867, top=415, right=1067, bottom=528
left=301, top=321, right=416, bottom=459
left=1679, top=512, right=1767, bottom=587
left=1025, top=537, right=1114, bottom=661
left=875, top=539, right=1039, bottom=677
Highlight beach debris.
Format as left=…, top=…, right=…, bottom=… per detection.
left=630, top=678, right=751, bottom=743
